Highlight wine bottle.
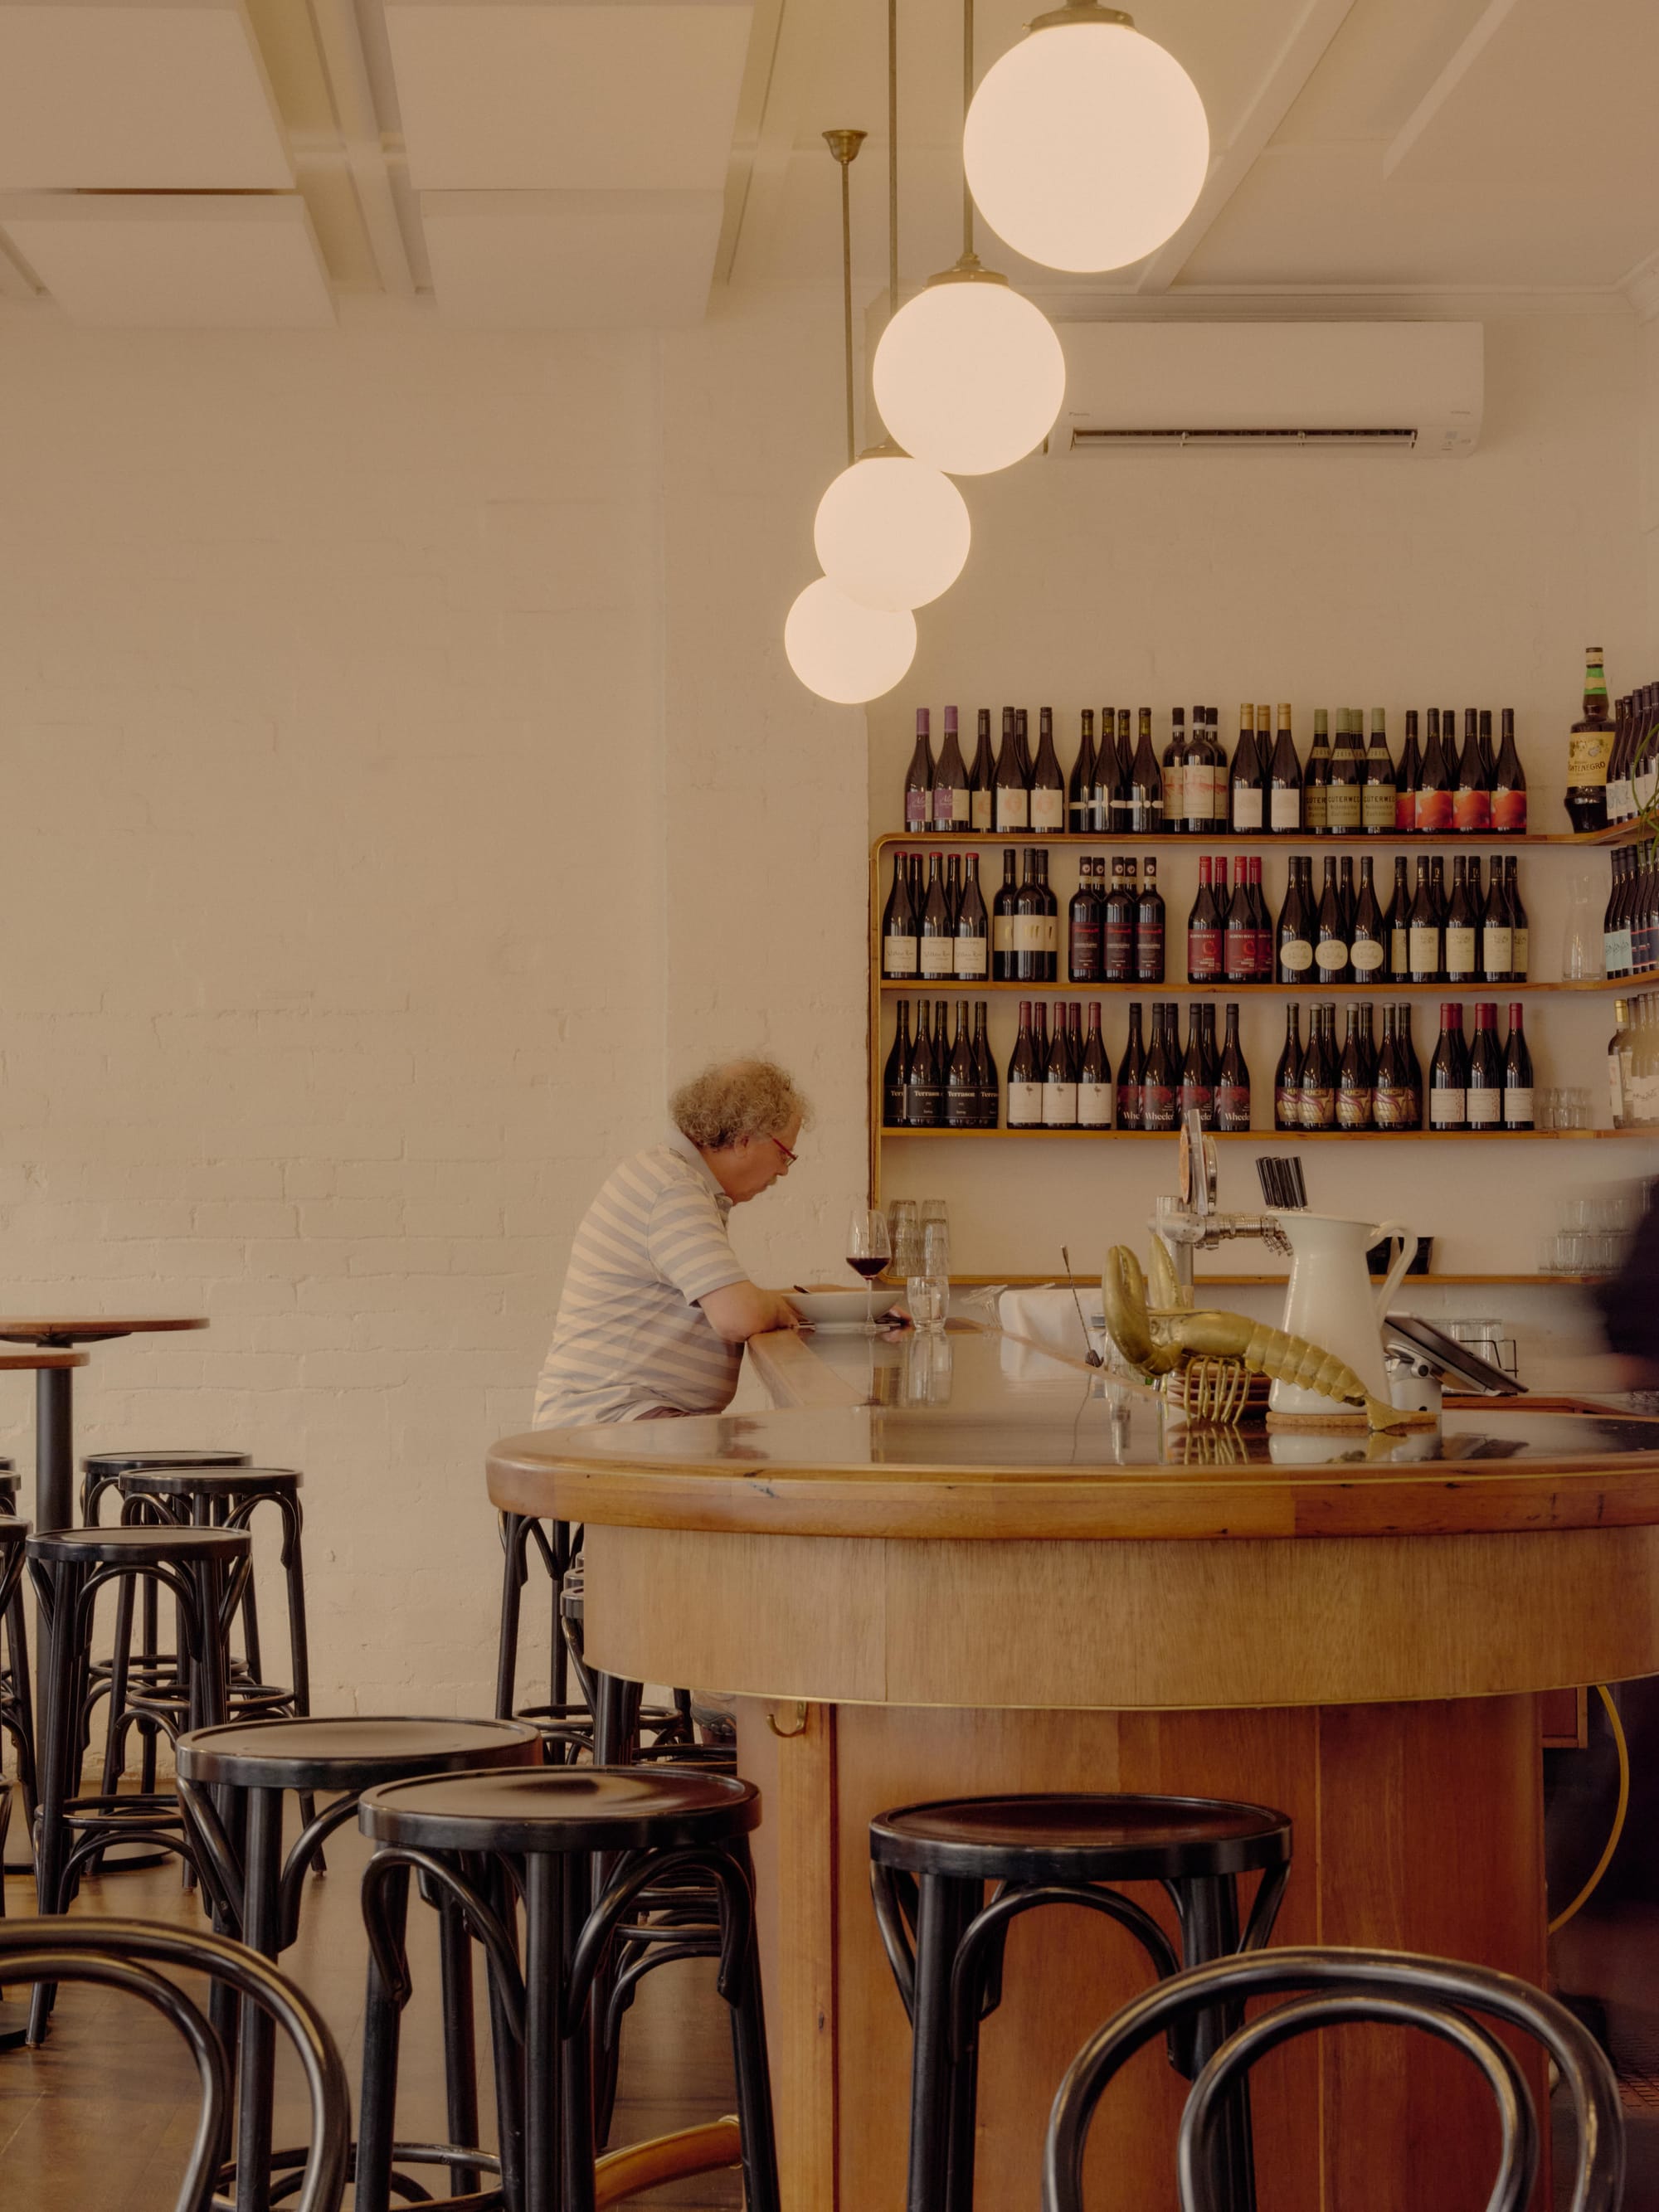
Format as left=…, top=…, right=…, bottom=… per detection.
left=990, top=849, right=1018, bottom=982
left=1301, top=1005, right=1336, bottom=1131
left=1566, top=647, right=1613, bottom=833
left=1088, top=707, right=1117, bottom=834
left=1178, top=1003, right=1214, bottom=1130
left=1224, top=858, right=1253, bottom=984
left=970, top=999, right=997, bottom=1128
left=1303, top=709, right=1332, bottom=835
left=1268, top=704, right=1302, bottom=833
left=1068, top=711, right=1097, bottom=836
left=919, top=853, right=956, bottom=982
left=1374, top=1007, right=1407, bottom=1132
left=1417, top=707, right=1453, bottom=834
left=1216, top=1003, right=1251, bottom=1131
left=1011, top=849, right=1044, bottom=984
left=1117, top=1001, right=1146, bottom=1130
left=1037, top=848, right=1060, bottom=981
left=944, top=999, right=976, bottom=1128
left=1162, top=710, right=1189, bottom=836
left=1273, top=1003, right=1302, bottom=1131
left=1006, top=1001, right=1042, bottom=1129
left=1031, top=707, right=1066, bottom=834
left=946, top=852, right=963, bottom=931
left=1609, top=998, right=1632, bottom=1128
left=994, top=707, right=1030, bottom=833
left=1229, top=701, right=1265, bottom=834
left=955, top=853, right=990, bottom=982
left=1126, top=708, right=1164, bottom=833
left=1313, top=856, right=1348, bottom=983
left=1043, top=1000, right=1078, bottom=1126
left=1338, top=853, right=1357, bottom=942
left=1078, top=1002, right=1112, bottom=1128
left=1068, top=857, right=1102, bottom=984
left=1111, top=709, right=1135, bottom=834
left=1501, top=1003, right=1534, bottom=1129
left=1143, top=1004, right=1178, bottom=1132
left=931, top=707, right=970, bottom=833
left=1336, top=1005, right=1373, bottom=1130
left=1606, top=848, right=1634, bottom=980
left=1491, top=707, right=1526, bottom=833
left=1478, top=707, right=1496, bottom=785
left=967, top=708, right=996, bottom=834
left=1467, top=1001, right=1502, bottom=1130
left=1607, top=695, right=1634, bottom=826
left=903, top=999, right=941, bottom=1126
left=1188, top=855, right=1223, bottom=981
left=1443, top=854, right=1477, bottom=985
left=1277, top=855, right=1315, bottom=984
left=1506, top=854, right=1528, bottom=978
left=1327, top=710, right=1363, bottom=835
left=1384, top=855, right=1410, bottom=981
left=1633, top=686, right=1659, bottom=817
left=1350, top=856, right=1386, bottom=981
left=1362, top=710, right=1396, bottom=834
left=1186, top=707, right=1219, bottom=836
left=1136, top=858, right=1166, bottom=984
left=1476, top=858, right=1509, bottom=984
left=904, top=709, right=934, bottom=834
left=1399, top=1003, right=1424, bottom=1125
left=1453, top=708, right=1491, bottom=834
left=1102, top=858, right=1133, bottom=984
left=1014, top=708, right=1032, bottom=782
left=1407, top=858, right=1439, bottom=984
left=881, top=850, right=919, bottom=981
left=883, top=1001, right=912, bottom=1127
left=1428, top=1003, right=1468, bottom=1130
left=1396, top=710, right=1423, bottom=833
left=1248, top=856, right=1271, bottom=980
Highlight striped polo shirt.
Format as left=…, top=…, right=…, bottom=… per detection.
left=532, top=1130, right=750, bottom=1427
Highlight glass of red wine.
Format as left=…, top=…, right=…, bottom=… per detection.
left=846, top=1208, right=892, bottom=1335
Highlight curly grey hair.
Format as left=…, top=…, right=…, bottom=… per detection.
left=670, top=1060, right=812, bottom=1152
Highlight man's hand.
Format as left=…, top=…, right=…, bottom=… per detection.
left=699, top=1281, right=805, bottom=1343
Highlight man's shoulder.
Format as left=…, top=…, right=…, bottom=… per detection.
left=591, top=1143, right=713, bottom=1215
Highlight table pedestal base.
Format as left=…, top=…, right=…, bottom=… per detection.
left=737, top=1694, right=1548, bottom=2212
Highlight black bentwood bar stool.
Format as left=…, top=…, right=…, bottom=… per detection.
left=869, top=1793, right=1292, bottom=2212
left=355, top=1766, right=781, bottom=2212
left=1042, top=1947, right=1625, bottom=2212
left=0, top=1505, right=33, bottom=1856
left=26, top=1522, right=250, bottom=2043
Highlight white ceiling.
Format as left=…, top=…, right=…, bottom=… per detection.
left=0, top=0, right=1654, bottom=327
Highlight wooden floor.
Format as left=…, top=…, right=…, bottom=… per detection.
left=0, top=1816, right=746, bottom=2211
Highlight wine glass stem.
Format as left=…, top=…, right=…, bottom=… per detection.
left=866, top=1281, right=874, bottom=1334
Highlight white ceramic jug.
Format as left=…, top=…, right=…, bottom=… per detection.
left=1269, top=1213, right=1418, bottom=1417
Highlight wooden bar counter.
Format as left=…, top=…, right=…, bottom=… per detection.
left=486, top=1327, right=1659, bottom=2210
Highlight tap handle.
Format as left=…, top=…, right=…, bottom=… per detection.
left=1179, top=1110, right=1219, bottom=1219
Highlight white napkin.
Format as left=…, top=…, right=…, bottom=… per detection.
left=998, top=1286, right=1102, bottom=1374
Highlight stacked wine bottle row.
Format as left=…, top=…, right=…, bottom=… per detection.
left=880, top=846, right=1532, bottom=989
left=1603, top=846, right=1659, bottom=980
left=1581, top=657, right=1659, bottom=831
left=882, top=994, right=1539, bottom=1135
left=902, top=698, right=1532, bottom=839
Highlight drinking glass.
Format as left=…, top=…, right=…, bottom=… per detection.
left=846, top=1208, right=892, bottom=1335
left=922, top=1219, right=951, bottom=1277
left=1561, top=873, right=1604, bottom=981
left=906, top=1276, right=949, bottom=1331
left=887, top=1200, right=921, bottom=1280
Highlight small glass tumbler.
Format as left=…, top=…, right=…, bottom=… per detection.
left=921, top=1220, right=951, bottom=1277
left=906, top=1275, right=949, bottom=1331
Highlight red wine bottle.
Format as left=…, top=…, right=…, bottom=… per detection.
left=1178, top=1002, right=1214, bottom=1129
left=1417, top=708, right=1453, bottom=834
left=991, top=849, right=1018, bottom=982
left=1068, top=856, right=1102, bottom=984
left=1088, top=707, right=1117, bottom=834
left=1042, top=1000, right=1078, bottom=1126
left=945, top=999, right=978, bottom=1128
left=1443, top=854, right=1477, bottom=985
left=1117, top=1000, right=1146, bottom=1129
left=1453, top=708, right=1491, bottom=834
left=1006, top=1001, right=1042, bottom=1129
left=1313, top=856, right=1348, bottom=984
left=1395, top=710, right=1423, bottom=832
left=1187, top=855, right=1223, bottom=981
left=968, top=708, right=996, bottom=834
left=1502, top=1002, right=1535, bottom=1130
left=1103, top=858, right=1136, bottom=984
left=955, top=853, right=990, bottom=982
left=1030, top=707, right=1066, bottom=834
left=1399, top=1002, right=1424, bottom=1125
left=1362, top=710, right=1396, bottom=835
left=932, top=707, right=970, bottom=832
left=1143, top=1003, right=1178, bottom=1132
left=1248, top=856, right=1270, bottom=980
left=1481, top=859, right=1512, bottom=984
left=1428, top=1003, right=1468, bottom=1130
left=1350, top=856, right=1386, bottom=983
left=1228, top=701, right=1266, bottom=834
left=1078, top=1001, right=1112, bottom=1127
left=971, top=999, right=999, bottom=1128
left=918, top=853, right=955, bottom=983
left=1268, top=704, right=1302, bottom=834
left=1467, top=1000, right=1502, bottom=1130
left=881, top=850, right=918, bottom=980
left=1162, top=709, right=1189, bottom=836
left=1336, top=1004, right=1373, bottom=1130
left=1224, top=858, right=1253, bottom=984
left=994, top=707, right=1029, bottom=833
left=1012, top=848, right=1044, bottom=984
left=1273, top=1004, right=1302, bottom=1131
left=904, top=708, right=934, bottom=834
left=1407, top=858, right=1441, bottom=984
left=1216, top=1002, right=1251, bottom=1131
left=1128, top=708, right=1165, bottom=833
left=883, top=1000, right=912, bottom=1127
left=1373, top=1006, right=1408, bottom=1132
left=1068, top=710, right=1097, bottom=836
left=903, top=999, right=941, bottom=1127
left=1491, top=708, right=1527, bottom=833
left=1135, top=858, right=1165, bottom=984
left=1277, top=856, right=1314, bottom=986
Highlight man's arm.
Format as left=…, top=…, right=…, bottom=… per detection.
left=698, top=1281, right=804, bottom=1343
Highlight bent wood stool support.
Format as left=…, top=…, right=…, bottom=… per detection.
left=354, top=1766, right=781, bottom=2212
left=870, top=1793, right=1292, bottom=2212
left=24, top=1522, right=250, bottom=2044
left=176, top=1714, right=544, bottom=2212
left=0, top=1502, right=34, bottom=1866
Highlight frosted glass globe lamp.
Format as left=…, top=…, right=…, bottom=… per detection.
left=964, top=4, right=1209, bottom=274
left=872, top=265, right=1066, bottom=477
left=784, top=576, right=917, bottom=705
left=814, top=445, right=971, bottom=611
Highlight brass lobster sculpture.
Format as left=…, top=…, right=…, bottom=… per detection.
left=1102, top=1236, right=1408, bottom=1432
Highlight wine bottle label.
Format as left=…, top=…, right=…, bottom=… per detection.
left=1007, top=1082, right=1044, bottom=1125
left=1408, top=924, right=1440, bottom=973
left=1608, top=777, right=1634, bottom=822
left=1350, top=939, right=1385, bottom=974
left=1417, top=789, right=1454, bottom=833
left=1105, top=923, right=1136, bottom=978
left=1031, top=789, right=1064, bottom=832
left=1232, top=786, right=1263, bottom=833
left=1637, top=764, right=1659, bottom=810
left=1362, top=785, right=1395, bottom=831
left=1217, top=1083, right=1250, bottom=1130
left=1336, top=1087, right=1373, bottom=1130
left=1164, top=766, right=1187, bottom=823
left=1481, top=926, right=1514, bottom=975
left=1279, top=938, right=1314, bottom=974
left=1513, top=928, right=1528, bottom=974
left=1315, top=939, right=1350, bottom=974
left=1609, top=1053, right=1626, bottom=1124
left=945, top=1091, right=977, bottom=1128
left=1503, top=1088, right=1535, bottom=1125
left=1117, top=1084, right=1142, bottom=1126
left=920, top=937, right=956, bottom=979
left=904, top=1083, right=941, bottom=1123
left=1044, top=914, right=1059, bottom=954
left=1304, top=786, right=1329, bottom=831
left=1395, top=791, right=1418, bottom=833
left=1568, top=729, right=1612, bottom=785
left=995, top=792, right=1030, bottom=830
left=1452, top=789, right=1491, bottom=834
left=1390, top=927, right=1408, bottom=974
left=1444, top=926, right=1477, bottom=975
left=1136, top=926, right=1165, bottom=980
left=1428, top=1088, right=1467, bottom=1125
left=1012, top=916, right=1046, bottom=953
left=954, top=937, right=988, bottom=980
left=1275, top=1087, right=1298, bottom=1126
left=1187, top=767, right=1218, bottom=824
left=993, top=916, right=1014, bottom=954
left=1042, top=1082, right=1078, bottom=1125
left=1078, top=1082, right=1112, bottom=1128
left=935, top=788, right=970, bottom=827
left=1326, top=785, right=1361, bottom=831
left=1374, top=1086, right=1413, bottom=1130
left=1178, top=1082, right=1214, bottom=1116
left=1467, top=1087, right=1501, bottom=1127
left=883, top=934, right=918, bottom=976
left=905, top=791, right=928, bottom=828
left=1270, top=789, right=1301, bottom=832
left=1607, top=926, right=1633, bottom=974
left=1188, top=926, right=1223, bottom=979
left=1144, top=1084, right=1176, bottom=1129
left=1299, top=1087, right=1335, bottom=1130
left=971, top=793, right=994, bottom=832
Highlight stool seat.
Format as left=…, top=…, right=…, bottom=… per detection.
left=0, top=1516, right=26, bottom=1541
left=27, top=1525, right=251, bottom=1565
left=84, top=1450, right=251, bottom=1476
left=870, top=1793, right=1292, bottom=1883
left=360, top=1765, right=759, bottom=1855
left=178, top=1714, right=542, bottom=1790
left=120, top=1466, right=300, bottom=1498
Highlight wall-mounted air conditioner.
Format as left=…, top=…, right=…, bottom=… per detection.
left=1047, top=322, right=1483, bottom=459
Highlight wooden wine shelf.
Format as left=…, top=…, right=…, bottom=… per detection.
left=879, top=1126, right=1645, bottom=1141
left=875, top=824, right=1647, bottom=853
left=946, top=1271, right=1608, bottom=1289
left=880, top=978, right=1625, bottom=997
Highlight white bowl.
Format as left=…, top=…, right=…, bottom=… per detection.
left=786, top=1287, right=902, bottom=1328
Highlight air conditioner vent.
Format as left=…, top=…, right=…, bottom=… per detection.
left=1058, top=425, right=1421, bottom=454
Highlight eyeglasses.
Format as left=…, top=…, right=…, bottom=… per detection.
left=769, top=1135, right=798, bottom=1168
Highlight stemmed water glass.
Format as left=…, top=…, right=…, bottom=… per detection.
left=846, top=1208, right=892, bottom=1335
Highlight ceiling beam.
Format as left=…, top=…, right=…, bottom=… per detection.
left=1134, top=0, right=1359, bottom=296
left=1382, top=0, right=1521, bottom=180
left=713, top=0, right=830, bottom=286
left=305, top=0, right=416, bottom=295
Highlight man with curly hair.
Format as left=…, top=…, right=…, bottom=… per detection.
left=533, top=1059, right=809, bottom=1427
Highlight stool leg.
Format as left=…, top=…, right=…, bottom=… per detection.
left=356, top=1856, right=411, bottom=2212
left=903, top=1874, right=980, bottom=2212
left=550, top=1521, right=572, bottom=1714
left=559, top=1845, right=597, bottom=2212
left=27, top=1559, right=82, bottom=2043
left=483, top=1854, right=528, bottom=2212
left=495, top=1514, right=528, bottom=1721
left=99, top=1569, right=138, bottom=1797
left=137, top=1564, right=161, bottom=1795
left=233, top=1783, right=285, bottom=2212
left=1177, top=1874, right=1257, bottom=2212
left=3, top=1586, right=36, bottom=1850
left=723, top=1841, right=781, bottom=2212
left=523, top=1850, right=564, bottom=2212
left=437, top=1889, right=481, bottom=2199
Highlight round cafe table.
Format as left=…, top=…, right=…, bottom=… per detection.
left=0, top=1318, right=210, bottom=1533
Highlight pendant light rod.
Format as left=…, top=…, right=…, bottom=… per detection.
left=961, top=0, right=974, bottom=260
left=823, top=129, right=868, bottom=469
left=888, top=0, right=899, bottom=322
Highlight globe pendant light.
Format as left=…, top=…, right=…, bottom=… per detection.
left=870, top=0, right=1064, bottom=477
left=964, top=3, right=1208, bottom=275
